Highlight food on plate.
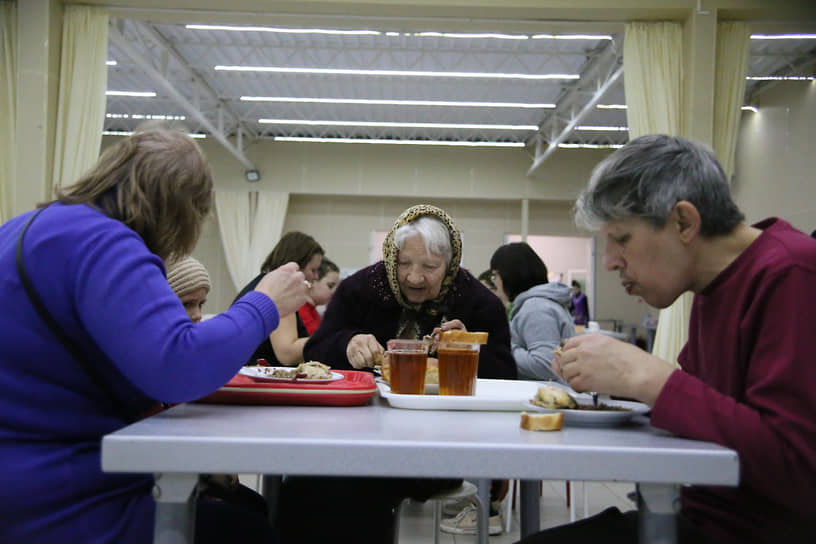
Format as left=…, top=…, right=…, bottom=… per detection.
left=253, top=361, right=333, bottom=380
left=529, top=384, right=578, bottom=409
left=296, top=361, right=333, bottom=379
left=520, top=411, right=563, bottom=431
left=439, top=330, right=488, bottom=344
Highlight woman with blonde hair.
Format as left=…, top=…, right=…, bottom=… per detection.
left=0, top=126, right=308, bottom=543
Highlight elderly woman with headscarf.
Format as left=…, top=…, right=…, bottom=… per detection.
left=280, top=205, right=514, bottom=544
left=304, top=204, right=516, bottom=378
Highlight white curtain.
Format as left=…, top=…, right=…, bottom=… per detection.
left=713, top=22, right=751, bottom=179
left=624, top=21, right=689, bottom=367
left=216, top=191, right=289, bottom=291
left=0, top=2, right=16, bottom=223
left=51, top=6, right=108, bottom=191
left=623, top=22, right=683, bottom=138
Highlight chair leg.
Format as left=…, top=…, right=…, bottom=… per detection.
left=433, top=499, right=442, bottom=544
left=565, top=480, right=571, bottom=507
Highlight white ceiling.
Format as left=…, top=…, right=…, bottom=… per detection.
left=103, top=16, right=816, bottom=172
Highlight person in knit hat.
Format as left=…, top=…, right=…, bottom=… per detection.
left=166, top=256, right=211, bottom=323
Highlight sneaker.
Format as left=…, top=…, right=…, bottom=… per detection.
left=439, top=504, right=502, bottom=536
left=442, top=497, right=475, bottom=517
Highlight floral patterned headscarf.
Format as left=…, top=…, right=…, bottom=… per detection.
left=382, top=204, right=463, bottom=318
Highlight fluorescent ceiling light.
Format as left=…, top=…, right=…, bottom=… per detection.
left=106, top=60, right=117, bottom=66
left=106, top=113, right=187, bottom=120
left=258, top=119, right=537, bottom=130
left=416, top=31, right=527, bottom=40
left=186, top=24, right=610, bottom=41
left=558, top=143, right=624, bottom=149
left=215, top=65, right=579, bottom=80
left=186, top=24, right=380, bottom=36
left=750, top=34, right=816, bottom=40
left=241, top=96, right=555, bottom=108
left=746, top=75, right=815, bottom=81
left=103, top=130, right=205, bottom=138
left=575, top=125, right=629, bottom=131
left=596, top=104, right=627, bottom=109
left=274, top=136, right=524, bottom=147
left=741, top=106, right=759, bottom=113
left=106, top=90, right=157, bottom=97
left=533, top=34, right=612, bottom=40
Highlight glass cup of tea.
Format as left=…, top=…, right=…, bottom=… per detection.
left=386, top=339, right=429, bottom=395
left=436, top=341, right=480, bottom=396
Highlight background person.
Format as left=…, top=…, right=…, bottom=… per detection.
left=0, top=126, right=308, bottom=544
left=522, top=134, right=816, bottom=544
left=165, top=254, right=268, bottom=517
left=166, top=255, right=211, bottom=323
left=490, top=242, right=575, bottom=382
left=233, top=231, right=324, bottom=366
left=569, top=280, right=590, bottom=326
left=297, top=257, right=340, bottom=335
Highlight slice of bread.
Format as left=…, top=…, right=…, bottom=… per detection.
left=439, top=330, right=489, bottom=344
left=530, top=384, right=577, bottom=409
left=520, top=411, right=564, bottom=431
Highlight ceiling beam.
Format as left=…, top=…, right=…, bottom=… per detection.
left=131, top=20, right=258, bottom=145
left=108, top=20, right=258, bottom=172
left=527, top=38, right=623, bottom=176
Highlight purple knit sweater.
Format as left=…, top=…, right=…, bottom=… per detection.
left=0, top=203, right=280, bottom=543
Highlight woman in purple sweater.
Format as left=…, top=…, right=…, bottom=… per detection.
left=523, top=135, right=816, bottom=544
left=0, top=127, right=308, bottom=543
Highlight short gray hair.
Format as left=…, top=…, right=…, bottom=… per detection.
left=393, top=216, right=453, bottom=265
left=574, top=134, right=744, bottom=236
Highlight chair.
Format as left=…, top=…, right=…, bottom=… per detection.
left=394, top=480, right=483, bottom=544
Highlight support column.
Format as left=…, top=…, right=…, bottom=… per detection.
left=14, top=0, right=62, bottom=215
left=682, top=7, right=718, bottom=145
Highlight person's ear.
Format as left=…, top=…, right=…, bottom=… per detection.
left=672, top=201, right=701, bottom=244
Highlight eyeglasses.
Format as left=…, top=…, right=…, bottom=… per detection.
left=490, top=272, right=498, bottom=282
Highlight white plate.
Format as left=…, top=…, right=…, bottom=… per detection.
left=239, top=366, right=344, bottom=384
left=377, top=378, right=543, bottom=411
left=522, top=399, right=650, bottom=427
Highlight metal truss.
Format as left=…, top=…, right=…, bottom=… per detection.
left=108, top=18, right=257, bottom=172
left=527, top=36, right=624, bottom=176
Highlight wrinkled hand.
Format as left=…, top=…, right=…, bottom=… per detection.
left=430, top=319, right=466, bottom=338
left=254, top=262, right=308, bottom=318
left=346, top=333, right=385, bottom=369
left=554, top=333, right=675, bottom=406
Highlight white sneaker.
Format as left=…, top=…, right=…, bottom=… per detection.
left=439, top=504, right=502, bottom=535
left=442, top=497, right=475, bottom=517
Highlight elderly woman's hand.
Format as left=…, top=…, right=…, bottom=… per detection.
left=254, top=262, right=309, bottom=317
left=346, top=334, right=385, bottom=369
left=555, top=333, right=675, bottom=406
left=430, top=319, right=466, bottom=338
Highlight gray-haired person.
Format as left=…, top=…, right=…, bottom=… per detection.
left=518, top=134, right=816, bottom=544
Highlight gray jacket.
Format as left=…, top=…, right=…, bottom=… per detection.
left=509, top=282, right=576, bottom=381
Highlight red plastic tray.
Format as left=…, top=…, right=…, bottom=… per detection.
left=196, top=369, right=377, bottom=407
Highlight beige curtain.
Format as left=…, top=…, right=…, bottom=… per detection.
left=0, top=1, right=16, bottom=223
left=623, top=22, right=683, bottom=138
left=215, top=191, right=290, bottom=291
left=713, top=22, right=751, bottom=179
left=51, top=5, right=108, bottom=191
left=624, top=21, right=688, bottom=367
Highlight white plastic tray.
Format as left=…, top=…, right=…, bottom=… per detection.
left=376, top=378, right=546, bottom=411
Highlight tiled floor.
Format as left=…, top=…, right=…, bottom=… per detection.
left=395, top=480, right=637, bottom=543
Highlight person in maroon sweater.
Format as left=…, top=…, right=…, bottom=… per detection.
left=518, top=135, right=816, bottom=544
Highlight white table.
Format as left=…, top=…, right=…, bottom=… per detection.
left=102, top=397, right=739, bottom=544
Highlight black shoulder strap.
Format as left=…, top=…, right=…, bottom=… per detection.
left=15, top=207, right=137, bottom=422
